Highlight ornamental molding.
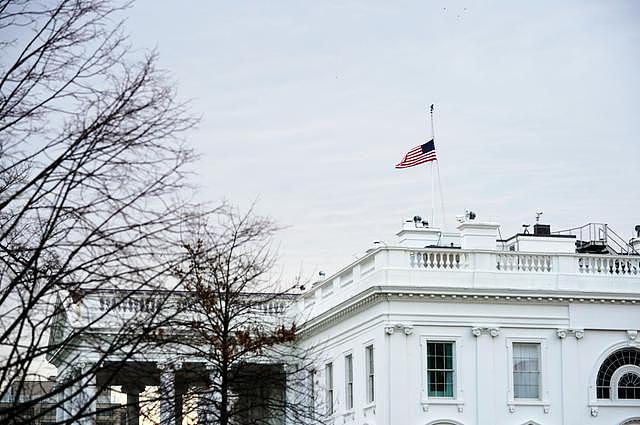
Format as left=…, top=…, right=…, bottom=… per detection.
left=627, top=330, right=639, bottom=347
left=556, top=328, right=585, bottom=340
left=298, top=287, right=640, bottom=339
left=384, top=323, right=414, bottom=336
left=590, top=406, right=599, bottom=417
left=157, top=360, right=183, bottom=372
left=471, top=326, right=500, bottom=337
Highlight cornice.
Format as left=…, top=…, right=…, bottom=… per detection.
left=298, top=286, right=640, bottom=339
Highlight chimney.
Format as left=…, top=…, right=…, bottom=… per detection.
left=396, top=216, right=441, bottom=248
left=457, top=220, right=500, bottom=250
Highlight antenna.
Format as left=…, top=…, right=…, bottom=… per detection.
left=522, top=224, right=530, bottom=234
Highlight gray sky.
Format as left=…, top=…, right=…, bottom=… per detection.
left=128, top=0, right=640, bottom=282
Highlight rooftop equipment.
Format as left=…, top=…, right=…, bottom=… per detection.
left=553, top=223, right=639, bottom=255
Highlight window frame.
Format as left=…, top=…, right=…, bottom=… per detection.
left=426, top=340, right=456, bottom=398
left=512, top=342, right=542, bottom=399
left=506, top=337, right=549, bottom=407
left=365, top=344, right=375, bottom=404
left=344, top=353, right=354, bottom=410
left=611, top=364, right=640, bottom=401
left=325, top=362, right=334, bottom=415
left=420, top=335, right=463, bottom=406
left=589, top=344, right=640, bottom=407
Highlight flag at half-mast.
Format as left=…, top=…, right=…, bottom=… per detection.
left=395, top=139, right=437, bottom=169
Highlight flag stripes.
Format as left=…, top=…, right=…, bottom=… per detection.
left=395, top=140, right=437, bottom=169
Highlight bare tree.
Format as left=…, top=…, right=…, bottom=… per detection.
left=172, top=207, right=323, bottom=425
left=0, top=0, right=208, bottom=423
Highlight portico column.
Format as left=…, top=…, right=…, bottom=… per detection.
left=198, top=365, right=221, bottom=424
left=122, top=384, right=145, bottom=425
left=158, top=362, right=182, bottom=425
left=75, top=361, right=97, bottom=425
left=56, top=371, right=72, bottom=422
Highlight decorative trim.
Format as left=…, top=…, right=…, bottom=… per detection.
left=590, top=406, right=599, bottom=417
left=627, top=330, right=639, bottom=347
left=384, top=323, right=414, bottom=336
left=556, top=328, right=585, bottom=340
left=471, top=326, right=500, bottom=337
left=299, top=287, right=640, bottom=338
left=157, top=360, right=183, bottom=372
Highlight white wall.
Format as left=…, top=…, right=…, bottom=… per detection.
left=300, top=299, right=640, bottom=425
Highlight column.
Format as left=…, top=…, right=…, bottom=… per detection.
left=283, top=364, right=301, bottom=425
left=122, top=384, right=145, bottom=425
left=472, top=327, right=499, bottom=425
left=558, top=328, right=583, bottom=425
left=72, top=361, right=97, bottom=425
left=158, top=362, right=182, bottom=425
left=56, top=372, right=71, bottom=422
left=385, top=323, right=413, bottom=425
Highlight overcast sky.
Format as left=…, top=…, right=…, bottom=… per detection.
left=127, top=0, right=639, bottom=282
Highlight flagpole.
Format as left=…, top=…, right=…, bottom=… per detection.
left=430, top=104, right=447, bottom=230
left=429, top=104, right=435, bottom=227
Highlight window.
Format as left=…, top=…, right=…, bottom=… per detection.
left=513, top=343, right=541, bottom=399
left=618, top=372, right=640, bottom=399
left=426, top=341, right=455, bottom=397
left=325, top=363, right=334, bottom=414
left=345, top=354, right=353, bottom=409
left=596, top=348, right=640, bottom=399
left=309, top=369, right=316, bottom=415
left=365, top=345, right=375, bottom=403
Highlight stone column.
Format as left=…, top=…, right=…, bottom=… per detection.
left=158, top=362, right=182, bottom=425
left=472, top=327, right=500, bottom=425
left=196, top=365, right=222, bottom=424
left=122, top=384, right=146, bottom=425
left=72, top=361, right=97, bottom=425
left=56, top=372, right=71, bottom=422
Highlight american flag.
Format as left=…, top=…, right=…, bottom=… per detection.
left=395, top=140, right=437, bottom=169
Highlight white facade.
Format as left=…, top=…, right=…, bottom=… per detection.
left=296, top=218, right=640, bottom=425
left=48, top=217, right=640, bottom=425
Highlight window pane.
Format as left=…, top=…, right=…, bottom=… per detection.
left=618, top=372, right=640, bottom=399
left=426, top=341, right=455, bottom=398
left=513, top=343, right=540, bottom=399
left=366, top=345, right=375, bottom=403
left=345, top=355, right=353, bottom=409
left=325, top=363, right=333, bottom=414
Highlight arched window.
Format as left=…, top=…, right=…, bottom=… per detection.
left=618, top=373, right=640, bottom=399
left=596, top=348, right=640, bottom=399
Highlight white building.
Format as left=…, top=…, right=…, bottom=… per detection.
left=296, top=217, right=640, bottom=425
left=48, top=215, right=640, bottom=425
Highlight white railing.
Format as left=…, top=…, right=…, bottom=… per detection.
left=409, top=250, right=469, bottom=270
left=496, top=253, right=553, bottom=273
left=93, top=291, right=292, bottom=317
left=577, top=255, right=640, bottom=276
